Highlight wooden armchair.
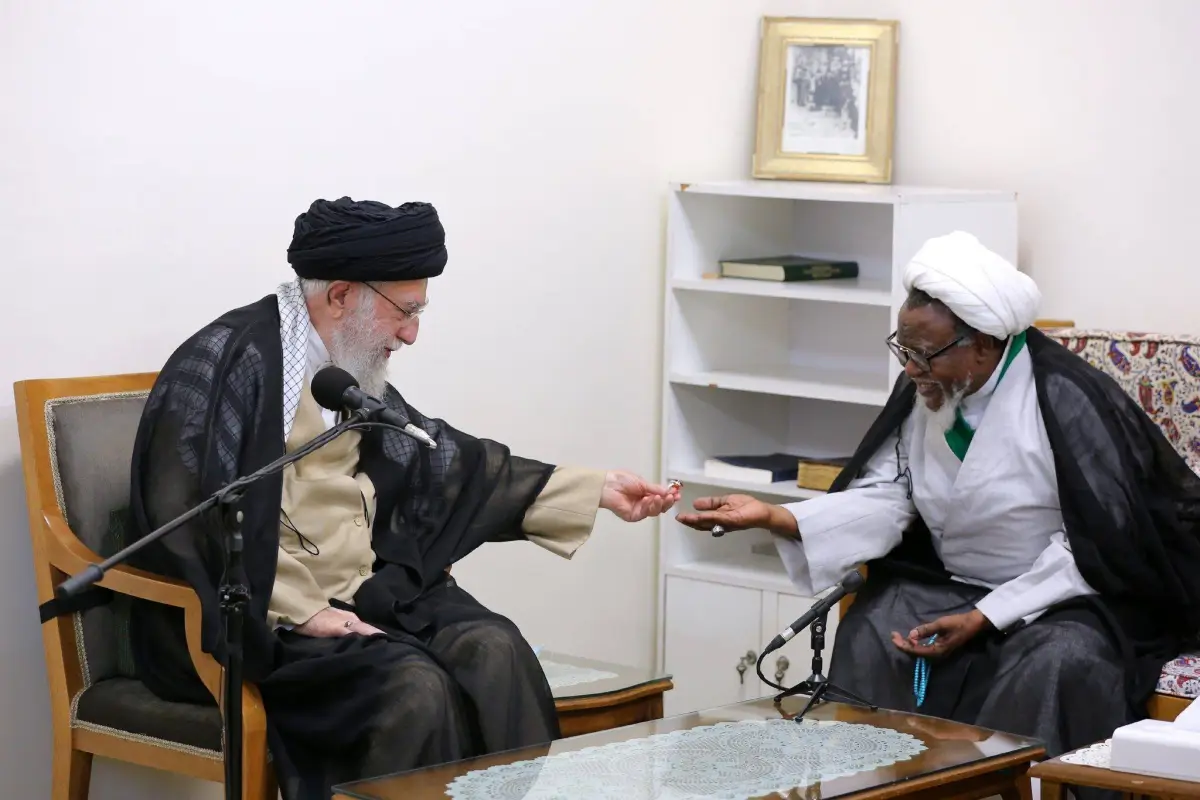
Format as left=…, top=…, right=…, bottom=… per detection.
left=14, top=374, right=275, bottom=800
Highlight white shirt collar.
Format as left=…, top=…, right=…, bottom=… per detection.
left=306, top=321, right=332, bottom=378
left=305, top=321, right=340, bottom=430
left=960, top=335, right=1015, bottom=425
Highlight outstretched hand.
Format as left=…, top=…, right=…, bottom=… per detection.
left=675, top=494, right=797, bottom=538
left=601, top=470, right=682, bottom=522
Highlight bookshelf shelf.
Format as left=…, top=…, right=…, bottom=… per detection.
left=671, top=179, right=1016, bottom=205
left=665, top=468, right=824, bottom=501
left=668, top=365, right=892, bottom=407
left=655, top=178, right=1018, bottom=717
left=670, top=275, right=893, bottom=306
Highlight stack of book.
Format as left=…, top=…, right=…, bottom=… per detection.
left=701, top=453, right=852, bottom=491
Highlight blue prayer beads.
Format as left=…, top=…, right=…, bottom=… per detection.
left=912, top=634, right=938, bottom=707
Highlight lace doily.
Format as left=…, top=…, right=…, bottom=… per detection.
left=1060, top=740, right=1111, bottom=768
left=539, top=658, right=619, bottom=690
left=446, top=719, right=926, bottom=800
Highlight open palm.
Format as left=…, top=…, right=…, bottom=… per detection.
left=675, top=494, right=772, bottom=532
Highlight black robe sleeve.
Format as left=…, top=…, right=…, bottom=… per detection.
left=352, top=388, right=556, bottom=630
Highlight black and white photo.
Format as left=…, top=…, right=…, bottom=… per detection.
left=753, top=17, right=898, bottom=183
left=783, top=44, right=870, bottom=156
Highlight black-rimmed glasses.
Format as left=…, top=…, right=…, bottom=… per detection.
left=886, top=331, right=963, bottom=373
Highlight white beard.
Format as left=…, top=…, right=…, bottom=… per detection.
left=915, top=378, right=971, bottom=435
left=327, top=301, right=400, bottom=398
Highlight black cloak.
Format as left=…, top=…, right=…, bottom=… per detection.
left=831, top=327, right=1200, bottom=719
left=125, top=294, right=556, bottom=795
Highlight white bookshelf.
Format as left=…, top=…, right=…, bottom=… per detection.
left=671, top=275, right=893, bottom=306
left=655, top=178, right=1018, bottom=717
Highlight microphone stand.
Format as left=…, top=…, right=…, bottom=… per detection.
left=49, top=409, right=429, bottom=800
left=757, top=612, right=877, bottom=722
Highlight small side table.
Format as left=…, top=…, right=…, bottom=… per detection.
left=538, top=650, right=674, bottom=738
left=1030, top=740, right=1200, bottom=800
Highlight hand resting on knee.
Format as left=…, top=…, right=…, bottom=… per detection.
left=295, top=606, right=385, bottom=638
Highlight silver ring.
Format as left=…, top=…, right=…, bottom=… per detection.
left=711, top=525, right=727, bottom=537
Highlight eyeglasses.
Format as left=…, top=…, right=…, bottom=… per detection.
left=362, top=282, right=426, bottom=324
left=886, top=331, right=964, bottom=373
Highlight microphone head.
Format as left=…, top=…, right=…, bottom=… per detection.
left=311, top=366, right=359, bottom=412
left=842, top=569, right=866, bottom=592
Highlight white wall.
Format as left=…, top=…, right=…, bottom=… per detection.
left=3, top=0, right=1199, bottom=796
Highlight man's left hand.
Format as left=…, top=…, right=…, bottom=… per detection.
left=890, top=609, right=992, bottom=659
left=601, top=470, right=681, bottom=522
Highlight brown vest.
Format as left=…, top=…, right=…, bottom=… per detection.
left=267, top=384, right=378, bottom=626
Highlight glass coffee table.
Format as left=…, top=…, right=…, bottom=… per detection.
left=333, top=695, right=1043, bottom=800
left=539, top=649, right=674, bottom=737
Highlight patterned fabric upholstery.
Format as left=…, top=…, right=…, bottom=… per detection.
left=48, top=391, right=221, bottom=755
left=1046, top=328, right=1200, bottom=698
left=1044, top=329, right=1200, bottom=472
left=1157, top=655, right=1200, bottom=699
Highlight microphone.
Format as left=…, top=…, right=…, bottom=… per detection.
left=762, top=569, right=865, bottom=656
left=311, top=366, right=437, bottom=450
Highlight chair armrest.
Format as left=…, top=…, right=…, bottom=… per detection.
left=43, top=513, right=271, bottom=746
left=43, top=511, right=228, bottom=700
left=42, top=513, right=196, bottom=607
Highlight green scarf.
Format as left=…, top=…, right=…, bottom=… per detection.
left=943, top=330, right=1027, bottom=461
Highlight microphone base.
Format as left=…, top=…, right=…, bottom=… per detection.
left=773, top=675, right=877, bottom=722
left=772, top=609, right=877, bottom=721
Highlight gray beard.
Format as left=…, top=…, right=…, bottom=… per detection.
left=327, top=303, right=398, bottom=398
left=915, top=379, right=970, bottom=435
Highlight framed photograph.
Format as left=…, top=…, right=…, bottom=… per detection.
left=752, top=17, right=899, bottom=183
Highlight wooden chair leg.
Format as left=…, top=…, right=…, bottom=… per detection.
left=239, top=682, right=276, bottom=799
left=240, top=741, right=276, bottom=799
left=242, top=757, right=277, bottom=800
left=52, top=746, right=92, bottom=800
left=241, top=717, right=276, bottom=800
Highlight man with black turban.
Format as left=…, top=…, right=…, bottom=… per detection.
left=126, top=197, right=680, bottom=799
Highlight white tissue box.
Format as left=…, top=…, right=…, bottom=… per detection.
left=1109, top=719, right=1200, bottom=782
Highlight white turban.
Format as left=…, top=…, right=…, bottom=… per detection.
left=901, top=231, right=1041, bottom=339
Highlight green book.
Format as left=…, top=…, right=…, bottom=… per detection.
left=719, top=255, right=859, bottom=282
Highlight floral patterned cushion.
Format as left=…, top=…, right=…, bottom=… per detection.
left=1157, top=654, right=1200, bottom=699
left=1045, top=328, right=1200, bottom=698
left=1044, top=328, right=1200, bottom=474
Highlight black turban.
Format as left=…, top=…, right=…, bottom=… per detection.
left=287, top=197, right=448, bottom=281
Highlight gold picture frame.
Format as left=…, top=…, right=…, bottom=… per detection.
left=752, top=17, right=899, bottom=183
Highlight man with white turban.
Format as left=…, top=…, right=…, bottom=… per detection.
left=678, top=231, right=1200, bottom=771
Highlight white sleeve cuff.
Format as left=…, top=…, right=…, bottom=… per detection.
left=974, top=533, right=1098, bottom=631
left=774, top=485, right=913, bottom=596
